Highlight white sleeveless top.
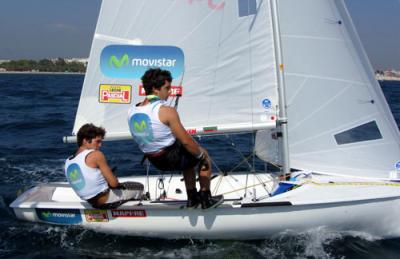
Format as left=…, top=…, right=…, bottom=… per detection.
left=128, top=100, right=176, bottom=153
left=64, top=149, right=109, bottom=200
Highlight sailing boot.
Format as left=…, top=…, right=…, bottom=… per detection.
left=199, top=190, right=224, bottom=209
left=186, top=188, right=200, bottom=208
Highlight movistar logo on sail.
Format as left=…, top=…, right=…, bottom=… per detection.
left=109, top=54, right=129, bottom=68
left=101, top=45, right=184, bottom=79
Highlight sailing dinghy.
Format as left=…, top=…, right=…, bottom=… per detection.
left=10, top=0, right=400, bottom=239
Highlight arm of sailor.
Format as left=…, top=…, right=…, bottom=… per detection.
left=159, top=106, right=203, bottom=157
left=88, top=150, right=120, bottom=188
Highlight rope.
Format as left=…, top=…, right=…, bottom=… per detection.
left=306, top=180, right=400, bottom=187
left=220, top=179, right=276, bottom=196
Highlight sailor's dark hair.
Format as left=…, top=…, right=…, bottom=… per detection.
left=76, top=123, right=106, bottom=147
left=141, top=68, right=172, bottom=95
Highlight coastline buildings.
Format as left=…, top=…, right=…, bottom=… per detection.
left=0, top=58, right=88, bottom=73
left=50, top=58, right=88, bottom=67
left=376, top=69, right=400, bottom=81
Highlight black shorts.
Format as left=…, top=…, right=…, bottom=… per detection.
left=147, top=141, right=200, bottom=171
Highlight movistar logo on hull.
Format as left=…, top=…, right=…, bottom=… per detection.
left=36, top=208, right=82, bottom=224
left=101, top=45, right=184, bottom=79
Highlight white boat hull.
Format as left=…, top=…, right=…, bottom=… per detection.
left=10, top=173, right=400, bottom=239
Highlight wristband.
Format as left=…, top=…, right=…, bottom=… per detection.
left=195, top=152, right=204, bottom=160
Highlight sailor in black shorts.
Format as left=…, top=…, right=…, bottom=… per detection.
left=128, top=68, right=223, bottom=209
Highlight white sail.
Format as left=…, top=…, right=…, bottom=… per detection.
left=256, top=0, right=400, bottom=178
left=67, top=0, right=279, bottom=142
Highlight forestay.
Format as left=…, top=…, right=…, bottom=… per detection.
left=66, top=0, right=279, bottom=142
left=255, top=0, right=400, bottom=178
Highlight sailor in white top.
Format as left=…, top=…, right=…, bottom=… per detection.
left=128, top=68, right=223, bottom=209
left=65, top=123, right=144, bottom=209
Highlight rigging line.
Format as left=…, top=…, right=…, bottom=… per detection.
left=244, top=171, right=249, bottom=198
left=212, top=174, right=224, bottom=195
left=253, top=171, right=271, bottom=195
left=225, top=134, right=254, bottom=171
left=228, top=154, right=253, bottom=173
left=171, top=67, right=185, bottom=109
left=209, top=155, right=223, bottom=175
left=216, top=174, right=244, bottom=197
left=169, top=32, right=186, bottom=108
left=267, top=159, right=282, bottom=170
left=164, top=173, right=174, bottom=197
left=221, top=179, right=276, bottom=196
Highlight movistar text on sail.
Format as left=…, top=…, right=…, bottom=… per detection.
left=132, top=58, right=176, bottom=67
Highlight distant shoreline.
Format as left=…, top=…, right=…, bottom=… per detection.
left=0, top=71, right=85, bottom=75
left=376, top=76, right=400, bottom=82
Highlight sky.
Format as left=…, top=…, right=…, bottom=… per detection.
left=0, top=0, right=399, bottom=70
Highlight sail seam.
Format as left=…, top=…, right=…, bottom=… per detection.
left=176, top=5, right=221, bottom=45
left=145, top=1, right=177, bottom=40
left=286, top=77, right=308, bottom=107
left=281, top=34, right=345, bottom=42
left=285, top=72, right=365, bottom=85
left=289, top=86, right=350, bottom=132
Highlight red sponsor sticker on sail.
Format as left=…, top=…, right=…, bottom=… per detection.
left=111, top=209, right=147, bottom=218
left=99, top=84, right=131, bottom=104
left=139, top=85, right=183, bottom=97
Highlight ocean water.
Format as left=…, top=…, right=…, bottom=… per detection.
left=1, top=74, right=400, bottom=258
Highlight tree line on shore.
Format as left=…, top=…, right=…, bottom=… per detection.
left=0, top=58, right=86, bottom=73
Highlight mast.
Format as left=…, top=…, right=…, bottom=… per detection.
left=270, top=0, right=290, bottom=176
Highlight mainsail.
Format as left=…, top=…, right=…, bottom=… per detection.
left=66, top=0, right=279, bottom=142
left=255, top=0, right=400, bottom=178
